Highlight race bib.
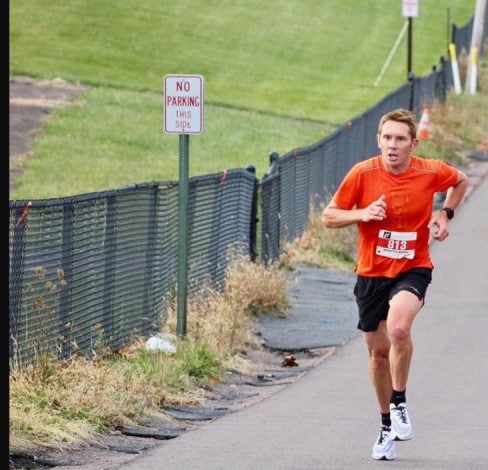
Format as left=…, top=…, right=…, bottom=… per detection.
left=376, top=230, right=417, bottom=259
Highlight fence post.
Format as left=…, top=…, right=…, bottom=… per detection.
left=246, top=164, right=259, bottom=263
left=9, top=206, right=26, bottom=362
left=439, top=55, right=448, bottom=102
left=59, top=204, right=73, bottom=360
left=261, top=151, right=281, bottom=265
left=265, top=151, right=280, bottom=178
left=408, top=72, right=415, bottom=112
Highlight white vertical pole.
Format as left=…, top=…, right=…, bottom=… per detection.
left=449, top=43, right=462, bottom=95
left=469, top=47, right=478, bottom=95
left=465, top=0, right=486, bottom=93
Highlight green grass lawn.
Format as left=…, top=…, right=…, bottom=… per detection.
left=9, top=0, right=475, bottom=199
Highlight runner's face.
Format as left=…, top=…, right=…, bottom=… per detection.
left=377, top=120, right=418, bottom=173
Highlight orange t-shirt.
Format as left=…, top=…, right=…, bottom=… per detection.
left=332, top=156, right=459, bottom=278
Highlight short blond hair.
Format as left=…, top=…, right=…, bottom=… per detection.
left=378, top=108, right=417, bottom=140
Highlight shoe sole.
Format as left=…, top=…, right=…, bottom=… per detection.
left=372, top=453, right=395, bottom=460
left=391, top=428, right=413, bottom=441
left=393, top=434, right=413, bottom=441
left=372, top=443, right=395, bottom=460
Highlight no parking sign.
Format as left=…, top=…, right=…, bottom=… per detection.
left=162, top=73, right=205, bottom=337
left=402, top=0, right=418, bottom=18
left=163, top=74, right=204, bottom=135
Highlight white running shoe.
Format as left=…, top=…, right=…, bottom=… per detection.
left=390, top=403, right=414, bottom=441
left=372, top=425, right=395, bottom=460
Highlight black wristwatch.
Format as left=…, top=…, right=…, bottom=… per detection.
left=441, top=207, right=454, bottom=220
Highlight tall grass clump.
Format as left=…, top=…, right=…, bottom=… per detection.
left=279, top=203, right=357, bottom=272
left=164, top=250, right=291, bottom=356
left=416, top=50, right=488, bottom=163
left=9, top=253, right=290, bottom=456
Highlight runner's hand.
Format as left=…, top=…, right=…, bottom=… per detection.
left=362, top=195, right=387, bottom=222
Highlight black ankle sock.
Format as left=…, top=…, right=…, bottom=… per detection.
left=390, top=389, right=406, bottom=406
left=381, top=412, right=391, bottom=428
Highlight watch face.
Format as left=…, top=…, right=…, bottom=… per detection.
left=442, top=208, right=454, bottom=219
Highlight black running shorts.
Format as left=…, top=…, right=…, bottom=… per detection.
left=353, top=268, right=432, bottom=332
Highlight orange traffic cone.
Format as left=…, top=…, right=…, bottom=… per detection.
left=417, top=107, right=430, bottom=141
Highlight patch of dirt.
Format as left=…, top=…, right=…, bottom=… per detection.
left=9, top=76, right=87, bottom=195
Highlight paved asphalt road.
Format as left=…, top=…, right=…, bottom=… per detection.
left=113, top=168, right=488, bottom=469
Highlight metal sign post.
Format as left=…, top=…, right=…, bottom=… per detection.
left=402, top=0, right=419, bottom=79
left=163, top=74, right=204, bottom=338
left=407, top=16, right=413, bottom=77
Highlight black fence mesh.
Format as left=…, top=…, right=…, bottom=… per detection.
left=10, top=170, right=256, bottom=367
